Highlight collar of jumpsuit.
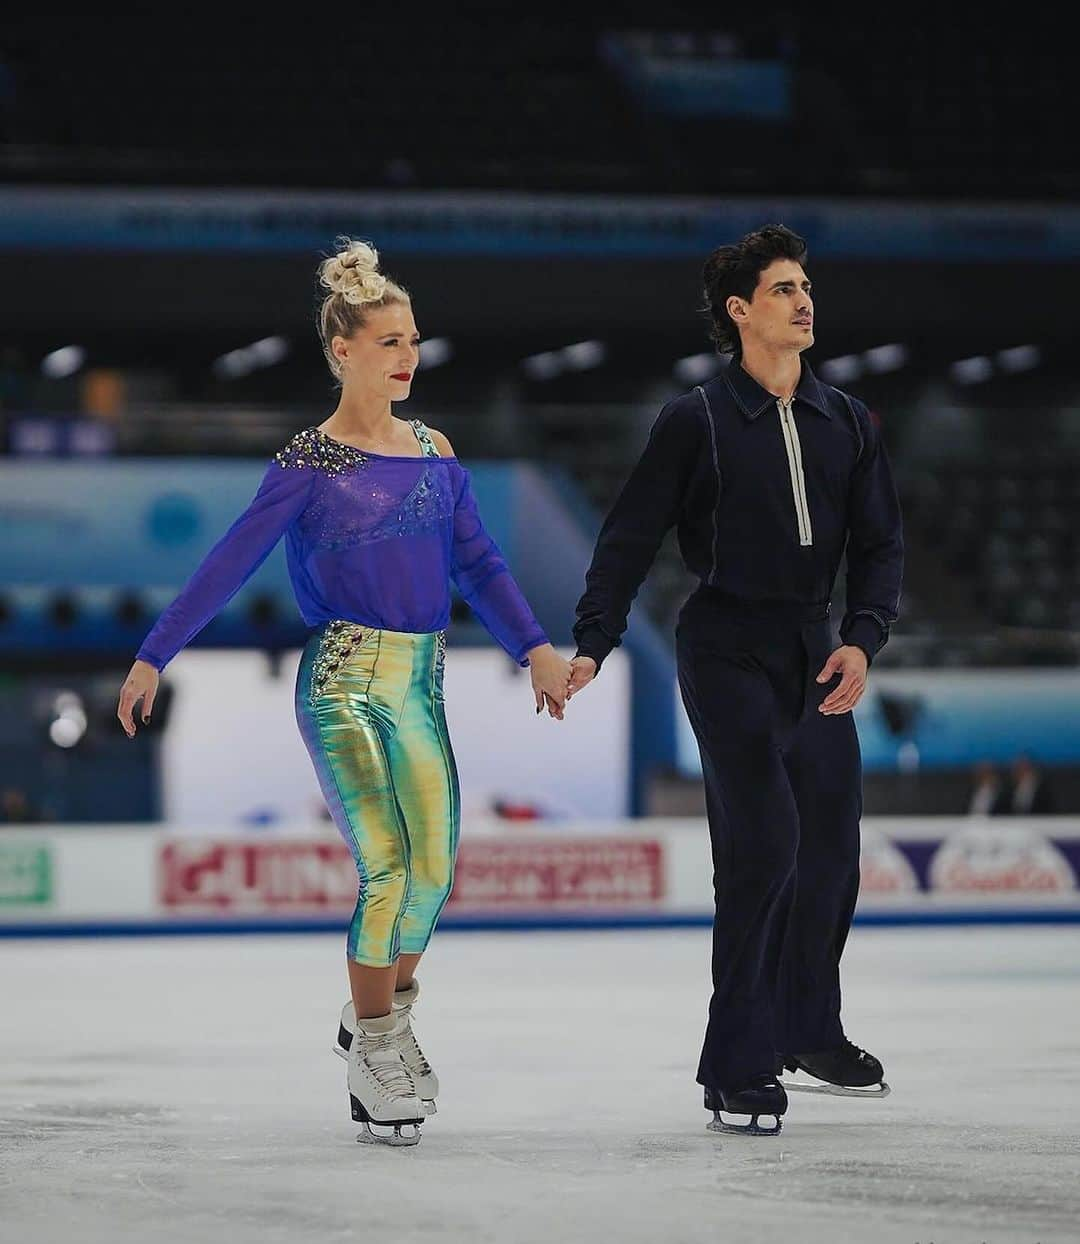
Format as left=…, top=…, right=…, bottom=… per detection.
left=723, top=358, right=833, bottom=421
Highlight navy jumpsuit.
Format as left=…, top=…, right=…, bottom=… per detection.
left=574, top=360, right=903, bottom=1092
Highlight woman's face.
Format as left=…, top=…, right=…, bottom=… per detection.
left=333, top=302, right=420, bottom=402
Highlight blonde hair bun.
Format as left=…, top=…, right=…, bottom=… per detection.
left=319, top=238, right=388, bottom=307
left=316, top=237, right=409, bottom=383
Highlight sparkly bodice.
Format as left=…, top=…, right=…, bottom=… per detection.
left=272, top=419, right=442, bottom=476
left=272, top=422, right=454, bottom=553
left=137, top=418, right=547, bottom=671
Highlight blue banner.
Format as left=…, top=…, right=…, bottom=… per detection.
left=0, top=188, right=1076, bottom=261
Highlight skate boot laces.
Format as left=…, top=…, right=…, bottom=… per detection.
left=356, top=1032, right=416, bottom=1100
left=397, top=1020, right=432, bottom=1076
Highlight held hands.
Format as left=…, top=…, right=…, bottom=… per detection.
left=566, top=655, right=596, bottom=701
left=816, top=645, right=868, bottom=715
left=116, top=659, right=159, bottom=738
left=527, top=644, right=573, bottom=720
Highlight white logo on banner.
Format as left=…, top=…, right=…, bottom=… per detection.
left=448, top=839, right=665, bottom=909
left=929, top=827, right=1076, bottom=893
left=160, top=841, right=357, bottom=910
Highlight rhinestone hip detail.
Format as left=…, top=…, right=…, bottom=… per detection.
left=310, top=620, right=367, bottom=704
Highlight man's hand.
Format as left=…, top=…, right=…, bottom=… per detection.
left=816, top=645, right=868, bottom=715
left=566, top=655, right=597, bottom=700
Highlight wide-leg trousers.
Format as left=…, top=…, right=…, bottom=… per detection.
left=295, top=622, right=461, bottom=967
left=676, top=589, right=863, bottom=1092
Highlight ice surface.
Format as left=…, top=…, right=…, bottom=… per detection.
left=2, top=926, right=1078, bottom=1244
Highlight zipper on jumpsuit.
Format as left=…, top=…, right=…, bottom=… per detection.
left=777, top=399, right=813, bottom=547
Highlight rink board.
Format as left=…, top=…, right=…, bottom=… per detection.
left=1, top=817, right=1080, bottom=936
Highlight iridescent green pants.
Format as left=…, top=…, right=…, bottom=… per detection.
left=295, top=622, right=461, bottom=966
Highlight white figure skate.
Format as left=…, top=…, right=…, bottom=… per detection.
left=348, top=1011, right=424, bottom=1147
left=335, top=980, right=439, bottom=1115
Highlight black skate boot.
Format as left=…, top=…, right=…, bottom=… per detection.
left=704, top=1075, right=788, bottom=1137
left=779, top=1039, right=890, bottom=1098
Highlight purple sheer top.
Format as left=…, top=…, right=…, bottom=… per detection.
left=136, top=420, right=548, bottom=671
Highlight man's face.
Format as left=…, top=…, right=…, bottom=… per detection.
left=729, top=259, right=814, bottom=355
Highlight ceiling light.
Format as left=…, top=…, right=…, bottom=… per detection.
left=562, top=341, right=606, bottom=371
left=863, top=344, right=908, bottom=373
left=418, top=338, right=453, bottom=370
left=213, top=337, right=289, bottom=379
left=819, top=355, right=862, bottom=384
left=950, top=356, right=993, bottom=385
left=249, top=336, right=289, bottom=366
left=213, top=349, right=252, bottom=379
left=522, top=351, right=564, bottom=381
left=41, top=346, right=86, bottom=379
left=996, top=345, right=1040, bottom=373
left=673, top=353, right=718, bottom=385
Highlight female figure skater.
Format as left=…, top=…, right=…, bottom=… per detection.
left=117, top=239, right=572, bottom=1145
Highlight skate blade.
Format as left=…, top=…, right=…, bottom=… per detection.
left=707, top=1111, right=783, bottom=1137
left=356, top=1121, right=421, bottom=1147
left=782, top=1077, right=891, bottom=1099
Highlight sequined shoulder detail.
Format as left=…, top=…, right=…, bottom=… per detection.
left=274, top=427, right=368, bottom=477
left=410, top=420, right=441, bottom=458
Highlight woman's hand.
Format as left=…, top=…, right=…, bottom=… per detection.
left=526, top=644, right=572, bottom=720
left=566, top=655, right=597, bottom=700
left=117, top=660, right=160, bottom=738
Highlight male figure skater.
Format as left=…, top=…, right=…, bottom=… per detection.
left=568, top=225, right=903, bottom=1134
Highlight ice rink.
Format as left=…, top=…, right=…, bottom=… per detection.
left=2, top=924, right=1078, bottom=1244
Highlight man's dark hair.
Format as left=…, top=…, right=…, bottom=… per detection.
left=703, top=224, right=808, bottom=356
